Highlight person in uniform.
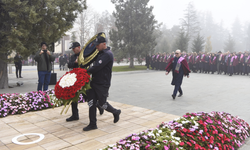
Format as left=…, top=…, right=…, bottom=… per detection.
left=66, top=42, right=104, bottom=122
left=194, top=52, right=200, bottom=73
left=224, top=52, right=230, bottom=75
left=204, top=53, right=210, bottom=73
left=228, top=53, right=237, bottom=76
left=210, top=53, right=217, bottom=74
left=242, top=53, right=249, bottom=75
left=146, top=54, right=151, bottom=70
left=165, top=49, right=190, bottom=100
left=151, top=54, right=156, bottom=70
left=83, top=33, right=121, bottom=131
left=246, top=53, right=250, bottom=75
left=199, top=52, right=205, bottom=73
left=216, top=51, right=223, bottom=74
left=155, top=53, right=160, bottom=70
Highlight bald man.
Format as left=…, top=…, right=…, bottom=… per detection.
left=165, top=50, right=191, bottom=100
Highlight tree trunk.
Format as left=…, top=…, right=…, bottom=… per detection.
left=0, top=54, right=8, bottom=89
left=129, top=56, right=134, bottom=68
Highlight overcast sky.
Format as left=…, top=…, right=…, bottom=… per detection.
left=87, top=0, right=250, bottom=30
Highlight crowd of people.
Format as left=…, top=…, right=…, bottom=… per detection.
left=146, top=51, right=250, bottom=76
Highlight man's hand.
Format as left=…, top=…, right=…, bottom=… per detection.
left=165, top=72, right=169, bottom=75
left=75, top=56, right=78, bottom=63
left=39, top=50, right=44, bottom=55
left=47, top=50, right=51, bottom=55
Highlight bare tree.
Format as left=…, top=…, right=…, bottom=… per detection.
left=95, top=10, right=116, bottom=43
left=75, top=6, right=95, bottom=47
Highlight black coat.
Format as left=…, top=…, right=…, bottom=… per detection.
left=87, top=47, right=113, bottom=87
left=68, top=53, right=79, bottom=69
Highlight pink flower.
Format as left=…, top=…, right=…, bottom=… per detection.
left=145, top=144, right=150, bottom=149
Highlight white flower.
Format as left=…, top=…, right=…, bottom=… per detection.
left=175, top=137, right=180, bottom=141
left=174, top=118, right=180, bottom=121
left=59, top=73, right=77, bottom=88
left=171, top=130, right=176, bottom=136
left=182, top=120, right=189, bottom=124
left=148, top=131, right=155, bottom=138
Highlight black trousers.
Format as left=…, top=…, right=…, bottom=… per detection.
left=70, top=93, right=103, bottom=119
left=173, top=84, right=182, bottom=96
left=229, top=66, right=234, bottom=75
left=71, top=102, right=79, bottom=118
left=15, top=64, right=22, bottom=78
left=87, top=83, right=117, bottom=126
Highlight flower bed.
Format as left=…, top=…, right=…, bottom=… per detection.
left=0, top=89, right=85, bottom=118
left=103, top=111, right=250, bottom=150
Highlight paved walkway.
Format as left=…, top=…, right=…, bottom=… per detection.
left=0, top=66, right=250, bottom=149
left=0, top=101, right=179, bottom=150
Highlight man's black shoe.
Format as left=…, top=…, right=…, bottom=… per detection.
left=66, top=116, right=79, bottom=122
left=83, top=125, right=97, bottom=131
left=97, top=106, right=104, bottom=115
left=113, top=109, right=121, bottom=123
left=19, top=76, right=23, bottom=78
left=99, top=108, right=104, bottom=115
left=178, top=93, right=183, bottom=97
left=172, top=95, right=176, bottom=100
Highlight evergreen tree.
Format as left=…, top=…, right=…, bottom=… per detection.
left=110, top=0, right=159, bottom=67
left=192, top=33, right=205, bottom=53
left=247, top=24, right=250, bottom=51
left=155, top=25, right=171, bottom=53
left=224, top=34, right=235, bottom=53
left=232, top=17, right=243, bottom=42
left=0, top=0, right=86, bottom=89
left=205, top=36, right=212, bottom=53
left=173, top=29, right=189, bottom=52
left=231, top=17, right=244, bottom=51
left=180, top=2, right=200, bottom=40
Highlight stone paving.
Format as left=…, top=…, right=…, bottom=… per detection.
left=0, top=101, right=179, bottom=150
left=1, top=65, right=250, bottom=149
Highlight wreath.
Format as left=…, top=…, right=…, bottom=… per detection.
left=54, top=68, right=91, bottom=114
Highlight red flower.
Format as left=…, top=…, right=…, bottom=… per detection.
left=179, top=142, right=184, bottom=146
left=194, top=144, right=200, bottom=149
left=54, top=68, right=90, bottom=100
left=187, top=142, right=192, bottom=146
left=209, top=136, right=214, bottom=144
left=183, top=128, right=188, bottom=133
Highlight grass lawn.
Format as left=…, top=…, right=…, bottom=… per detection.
left=112, top=65, right=148, bottom=72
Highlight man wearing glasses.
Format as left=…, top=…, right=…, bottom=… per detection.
left=165, top=50, right=190, bottom=100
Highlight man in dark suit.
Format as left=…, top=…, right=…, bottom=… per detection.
left=83, top=33, right=121, bottom=131
left=66, top=42, right=104, bottom=122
